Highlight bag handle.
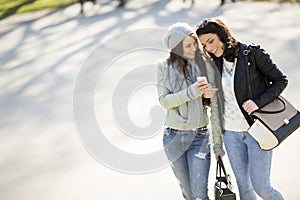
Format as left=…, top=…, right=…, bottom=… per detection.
left=255, top=96, right=286, bottom=114
left=216, top=156, right=229, bottom=185
left=243, top=46, right=286, bottom=115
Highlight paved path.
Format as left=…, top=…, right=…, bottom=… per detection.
left=0, top=0, right=300, bottom=199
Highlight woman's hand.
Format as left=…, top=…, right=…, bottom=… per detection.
left=203, top=86, right=218, bottom=98
left=215, top=154, right=223, bottom=160
left=197, top=80, right=218, bottom=98
left=242, top=99, right=259, bottom=115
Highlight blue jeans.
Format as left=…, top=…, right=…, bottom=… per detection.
left=223, top=130, right=285, bottom=200
left=163, top=128, right=211, bottom=200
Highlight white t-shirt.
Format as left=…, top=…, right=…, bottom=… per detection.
left=222, top=58, right=249, bottom=132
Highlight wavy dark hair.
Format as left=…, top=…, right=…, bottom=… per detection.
left=195, top=18, right=239, bottom=62
left=167, top=33, right=206, bottom=81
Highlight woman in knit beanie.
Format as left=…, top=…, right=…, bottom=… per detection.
left=156, top=22, right=224, bottom=200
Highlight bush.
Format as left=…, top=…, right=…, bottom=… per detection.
left=0, top=0, right=77, bottom=20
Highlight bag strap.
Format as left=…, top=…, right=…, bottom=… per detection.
left=216, top=156, right=229, bottom=185
left=243, top=46, right=286, bottom=114
left=243, top=46, right=253, bottom=99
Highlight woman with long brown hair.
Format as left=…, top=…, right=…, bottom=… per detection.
left=196, top=18, right=287, bottom=200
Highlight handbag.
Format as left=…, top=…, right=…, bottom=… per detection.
left=214, top=157, right=236, bottom=200
left=248, top=96, right=300, bottom=150
left=244, top=46, right=300, bottom=150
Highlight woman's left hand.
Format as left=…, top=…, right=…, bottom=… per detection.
left=242, top=99, right=259, bottom=115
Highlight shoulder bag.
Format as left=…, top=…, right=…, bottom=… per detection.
left=244, top=46, right=300, bottom=150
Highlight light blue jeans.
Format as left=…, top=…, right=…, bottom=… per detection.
left=163, top=128, right=211, bottom=200
left=223, top=130, right=285, bottom=200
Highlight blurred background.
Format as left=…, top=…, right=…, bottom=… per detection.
left=0, top=0, right=300, bottom=199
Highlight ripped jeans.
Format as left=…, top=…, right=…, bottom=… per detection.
left=163, top=128, right=211, bottom=200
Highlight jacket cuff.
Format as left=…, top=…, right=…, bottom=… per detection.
left=213, top=144, right=225, bottom=156
left=187, top=82, right=202, bottom=99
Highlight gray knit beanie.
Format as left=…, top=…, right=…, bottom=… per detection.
left=163, top=22, right=194, bottom=50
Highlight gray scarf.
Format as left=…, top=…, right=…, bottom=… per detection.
left=164, top=59, right=204, bottom=127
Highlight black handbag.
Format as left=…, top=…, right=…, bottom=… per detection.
left=244, top=46, right=300, bottom=150
left=214, top=157, right=236, bottom=200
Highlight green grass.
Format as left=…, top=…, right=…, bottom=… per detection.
left=0, top=0, right=77, bottom=20
left=1, top=0, right=299, bottom=20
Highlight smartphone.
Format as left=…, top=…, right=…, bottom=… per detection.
left=197, top=76, right=208, bottom=84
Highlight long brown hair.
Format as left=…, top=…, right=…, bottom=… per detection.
left=195, top=18, right=239, bottom=62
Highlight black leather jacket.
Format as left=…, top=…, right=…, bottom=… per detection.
left=215, top=42, right=288, bottom=126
